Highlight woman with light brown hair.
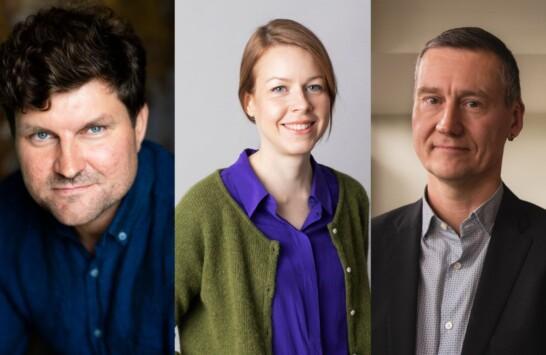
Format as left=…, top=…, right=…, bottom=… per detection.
left=176, top=19, right=370, bottom=354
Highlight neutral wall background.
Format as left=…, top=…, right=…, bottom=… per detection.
left=175, top=0, right=371, bottom=202
left=372, top=0, right=546, bottom=216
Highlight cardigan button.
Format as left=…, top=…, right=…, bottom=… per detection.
left=346, top=266, right=352, bottom=273
left=332, top=227, right=338, bottom=234
left=350, top=309, right=356, bottom=316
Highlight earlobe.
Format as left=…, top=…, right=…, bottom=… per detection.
left=134, top=104, right=149, bottom=151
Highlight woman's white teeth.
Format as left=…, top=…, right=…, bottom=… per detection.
left=284, top=123, right=311, bottom=131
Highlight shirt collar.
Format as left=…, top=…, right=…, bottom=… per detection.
left=421, top=183, right=504, bottom=238
left=223, top=149, right=333, bottom=218
left=310, top=155, right=334, bottom=216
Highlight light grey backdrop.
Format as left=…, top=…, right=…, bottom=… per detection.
left=175, top=0, right=371, bottom=202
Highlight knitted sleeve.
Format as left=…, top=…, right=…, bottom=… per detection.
left=174, top=180, right=208, bottom=325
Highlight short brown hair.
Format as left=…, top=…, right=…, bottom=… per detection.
left=416, top=27, right=521, bottom=105
left=238, top=19, right=337, bottom=123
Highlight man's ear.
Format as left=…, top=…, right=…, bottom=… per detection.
left=134, top=104, right=148, bottom=151
left=509, top=99, right=524, bottom=139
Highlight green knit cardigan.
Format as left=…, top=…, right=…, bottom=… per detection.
left=175, top=169, right=371, bottom=354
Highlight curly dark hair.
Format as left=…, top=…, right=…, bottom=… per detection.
left=0, top=5, right=147, bottom=135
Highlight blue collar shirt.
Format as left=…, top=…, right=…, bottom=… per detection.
left=0, top=140, right=174, bottom=354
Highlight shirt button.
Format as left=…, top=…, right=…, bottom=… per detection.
left=89, top=268, right=99, bottom=278
left=445, top=321, right=453, bottom=330
left=453, top=262, right=462, bottom=270
left=350, top=309, right=356, bottom=316
left=332, top=228, right=338, bottom=234
left=93, top=328, right=102, bottom=338
left=118, top=231, right=127, bottom=241
left=440, top=222, right=448, bottom=230
left=346, top=267, right=352, bottom=273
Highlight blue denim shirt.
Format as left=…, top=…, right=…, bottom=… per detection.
left=0, top=140, right=174, bottom=354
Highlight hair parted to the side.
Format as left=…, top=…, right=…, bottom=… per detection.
left=416, top=27, right=521, bottom=105
left=0, top=4, right=147, bottom=135
left=238, top=19, right=337, bottom=124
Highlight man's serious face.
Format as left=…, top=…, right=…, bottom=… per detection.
left=15, top=80, right=147, bottom=232
left=412, top=47, right=523, bottom=186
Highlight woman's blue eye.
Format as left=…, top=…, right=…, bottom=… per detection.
left=271, top=86, right=287, bottom=93
left=307, top=84, right=323, bottom=92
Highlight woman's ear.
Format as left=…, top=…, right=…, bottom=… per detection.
left=244, top=92, right=255, bottom=118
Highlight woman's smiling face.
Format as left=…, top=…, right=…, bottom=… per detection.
left=245, top=45, right=331, bottom=157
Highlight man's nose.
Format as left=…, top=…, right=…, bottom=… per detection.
left=435, top=102, right=464, bottom=136
left=53, top=140, right=85, bottom=179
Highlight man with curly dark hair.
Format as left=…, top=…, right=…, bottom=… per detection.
left=0, top=5, right=173, bottom=354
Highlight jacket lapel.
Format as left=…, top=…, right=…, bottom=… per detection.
left=387, top=200, right=422, bottom=355
left=462, top=187, right=534, bottom=355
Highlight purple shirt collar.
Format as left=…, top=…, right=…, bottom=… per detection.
left=222, top=149, right=334, bottom=219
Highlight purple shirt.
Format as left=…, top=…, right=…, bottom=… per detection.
left=221, top=149, right=348, bottom=355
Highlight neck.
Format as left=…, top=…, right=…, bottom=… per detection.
left=249, top=148, right=313, bottom=204
left=75, top=202, right=119, bottom=253
left=426, top=174, right=501, bottom=234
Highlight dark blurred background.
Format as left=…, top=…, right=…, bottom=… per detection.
left=0, top=0, right=174, bottom=179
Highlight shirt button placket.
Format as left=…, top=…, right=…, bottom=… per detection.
left=87, top=264, right=102, bottom=349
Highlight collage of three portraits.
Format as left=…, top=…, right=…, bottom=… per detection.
left=0, top=0, right=545, bottom=354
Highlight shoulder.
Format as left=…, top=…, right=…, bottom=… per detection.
left=325, top=166, right=369, bottom=202
left=176, top=172, right=224, bottom=209
left=0, top=171, right=35, bottom=220
left=139, top=140, right=174, bottom=202
left=0, top=171, right=42, bottom=256
left=372, top=200, right=421, bottom=232
left=175, top=171, right=235, bottom=225
left=502, top=187, right=546, bottom=229
left=140, top=140, right=173, bottom=177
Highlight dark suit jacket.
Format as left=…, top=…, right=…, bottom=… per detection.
left=372, top=186, right=546, bottom=355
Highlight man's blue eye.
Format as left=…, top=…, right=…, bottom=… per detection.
left=88, top=126, right=104, bottom=134
left=35, top=131, right=50, bottom=140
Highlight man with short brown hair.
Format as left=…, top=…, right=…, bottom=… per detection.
left=372, top=27, right=546, bottom=355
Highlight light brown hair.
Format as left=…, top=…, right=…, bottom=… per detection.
left=238, top=19, right=337, bottom=123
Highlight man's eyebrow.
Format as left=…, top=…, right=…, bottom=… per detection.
left=415, top=86, right=441, bottom=96
left=17, top=114, right=115, bottom=134
left=17, top=123, right=49, bottom=135
left=416, top=86, right=490, bottom=98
